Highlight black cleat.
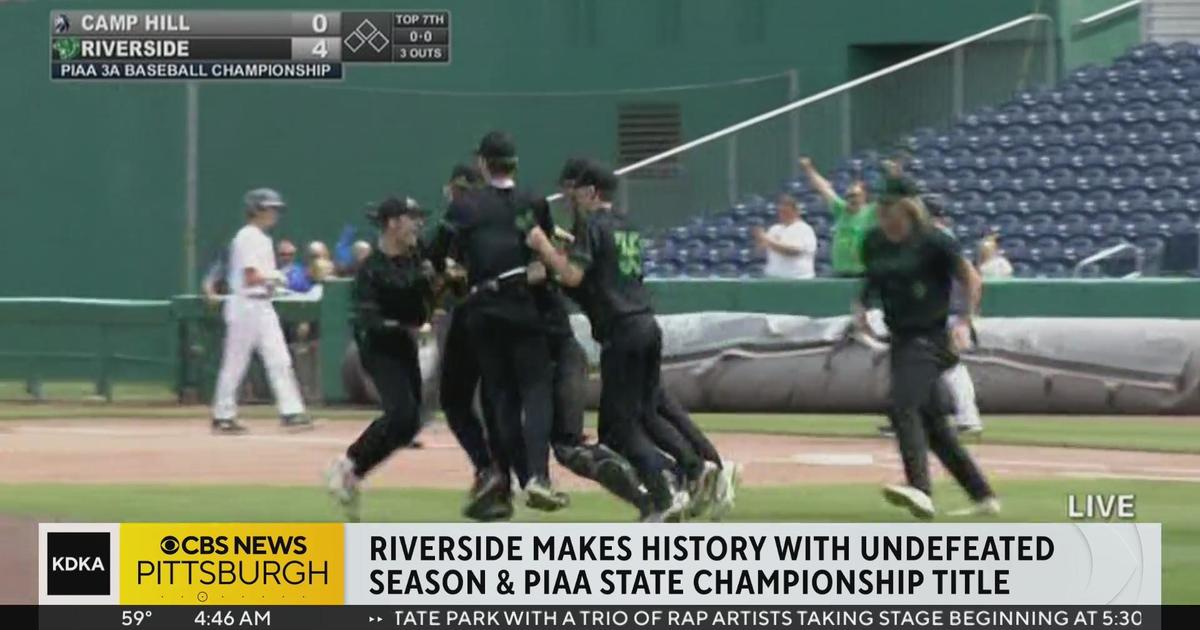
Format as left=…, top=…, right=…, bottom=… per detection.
left=463, top=470, right=513, bottom=522
left=211, top=418, right=248, bottom=435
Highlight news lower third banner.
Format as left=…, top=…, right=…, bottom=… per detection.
left=39, top=522, right=1159, bottom=608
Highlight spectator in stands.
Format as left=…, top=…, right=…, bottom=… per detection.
left=334, top=224, right=358, bottom=275
left=752, top=193, right=817, bottom=279
left=201, top=249, right=229, bottom=306
left=277, top=240, right=307, bottom=291
left=977, top=236, right=1013, bottom=279
left=801, top=156, right=877, bottom=277
left=350, top=240, right=372, bottom=272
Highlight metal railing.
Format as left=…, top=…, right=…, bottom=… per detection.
left=1076, top=0, right=1143, bottom=29
left=1074, top=243, right=1146, bottom=278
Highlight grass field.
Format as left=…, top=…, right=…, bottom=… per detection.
left=0, top=404, right=1196, bottom=602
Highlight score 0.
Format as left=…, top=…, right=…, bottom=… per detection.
left=292, top=12, right=341, bottom=61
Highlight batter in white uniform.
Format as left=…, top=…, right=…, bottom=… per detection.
left=211, top=188, right=311, bottom=434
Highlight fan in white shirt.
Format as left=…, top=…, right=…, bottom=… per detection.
left=752, top=193, right=818, bottom=279
left=977, top=235, right=1014, bottom=279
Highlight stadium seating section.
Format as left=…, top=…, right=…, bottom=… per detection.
left=643, top=41, right=1200, bottom=279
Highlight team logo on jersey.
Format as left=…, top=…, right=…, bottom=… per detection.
left=614, top=230, right=643, bottom=277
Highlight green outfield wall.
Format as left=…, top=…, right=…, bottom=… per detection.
left=1, top=0, right=1135, bottom=301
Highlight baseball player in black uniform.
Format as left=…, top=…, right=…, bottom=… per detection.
left=427, top=131, right=566, bottom=514
left=431, top=164, right=509, bottom=519
left=553, top=158, right=738, bottom=519
left=856, top=190, right=999, bottom=520
left=326, top=196, right=435, bottom=521
left=527, top=162, right=689, bottom=522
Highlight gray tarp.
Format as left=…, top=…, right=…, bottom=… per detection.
left=345, top=313, right=1200, bottom=414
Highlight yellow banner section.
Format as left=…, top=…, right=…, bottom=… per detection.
left=120, top=523, right=343, bottom=605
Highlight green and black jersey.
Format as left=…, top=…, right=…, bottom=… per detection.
left=564, top=207, right=652, bottom=342
left=859, top=224, right=963, bottom=338
left=351, top=249, right=433, bottom=350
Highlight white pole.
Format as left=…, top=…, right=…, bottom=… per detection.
left=184, top=82, right=199, bottom=294
left=1077, top=0, right=1142, bottom=27
left=546, top=13, right=1052, bottom=203
left=611, top=14, right=1051, bottom=177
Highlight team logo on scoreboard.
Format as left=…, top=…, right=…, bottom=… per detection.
left=46, top=532, right=112, bottom=596
left=53, top=14, right=70, bottom=34
left=52, top=37, right=81, bottom=61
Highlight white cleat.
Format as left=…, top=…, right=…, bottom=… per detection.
left=325, top=456, right=361, bottom=522
left=686, top=462, right=721, bottom=519
left=709, top=461, right=743, bottom=521
left=642, top=489, right=690, bottom=523
left=948, top=496, right=1002, bottom=517
left=882, top=484, right=936, bottom=520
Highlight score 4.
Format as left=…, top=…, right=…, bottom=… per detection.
left=292, top=37, right=341, bottom=61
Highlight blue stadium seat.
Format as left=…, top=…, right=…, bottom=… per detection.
left=989, top=213, right=1022, bottom=236
left=1011, top=261, right=1037, bottom=278
left=650, top=42, right=1200, bottom=280
left=1164, top=212, right=1196, bottom=234
left=1136, top=236, right=1167, bottom=271
left=1090, top=213, right=1122, bottom=237
left=1063, top=236, right=1097, bottom=263
left=1000, top=236, right=1029, bottom=260
left=1039, top=262, right=1070, bottom=278
left=1023, top=214, right=1057, bottom=238
left=652, top=261, right=679, bottom=278
left=714, top=263, right=741, bottom=278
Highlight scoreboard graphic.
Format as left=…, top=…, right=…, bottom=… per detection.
left=49, top=10, right=451, bottom=81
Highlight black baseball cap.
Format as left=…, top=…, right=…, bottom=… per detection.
left=475, top=130, right=517, bottom=163
left=366, top=196, right=425, bottom=224
left=448, top=163, right=483, bottom=189
left=575, top=161, right=618, bottom=195
left=558, top=157, right=591, bottom=186
left=881, top=175, right=922, bottom=200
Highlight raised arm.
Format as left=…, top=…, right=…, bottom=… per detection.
left=800, top=157, right=838, bottom=204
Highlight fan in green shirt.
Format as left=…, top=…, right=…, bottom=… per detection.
left=800, top=157, right=878, bottom=275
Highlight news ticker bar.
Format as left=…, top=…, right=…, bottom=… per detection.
left=49, top=10, right=450, bottom=81
left=14, top=605, right=1189, bottom=630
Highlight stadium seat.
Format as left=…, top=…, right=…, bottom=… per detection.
left=651, top=41, right=1200, bottom=278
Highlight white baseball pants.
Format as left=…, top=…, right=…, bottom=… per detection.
left=211, top=298, right=305, bottom=420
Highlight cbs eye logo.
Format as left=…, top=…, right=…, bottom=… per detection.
left=160, top=536, right=181, bottom=555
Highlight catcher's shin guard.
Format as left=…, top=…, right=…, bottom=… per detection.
left=554, top=442, right=649, bottom=514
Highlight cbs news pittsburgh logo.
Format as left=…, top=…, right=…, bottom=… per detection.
left=122, top=524, right=344, bottom=605
left=41, top=523, right=343, bottom=604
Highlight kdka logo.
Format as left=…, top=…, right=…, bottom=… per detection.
left=47, top=532, right=111, bottom=595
